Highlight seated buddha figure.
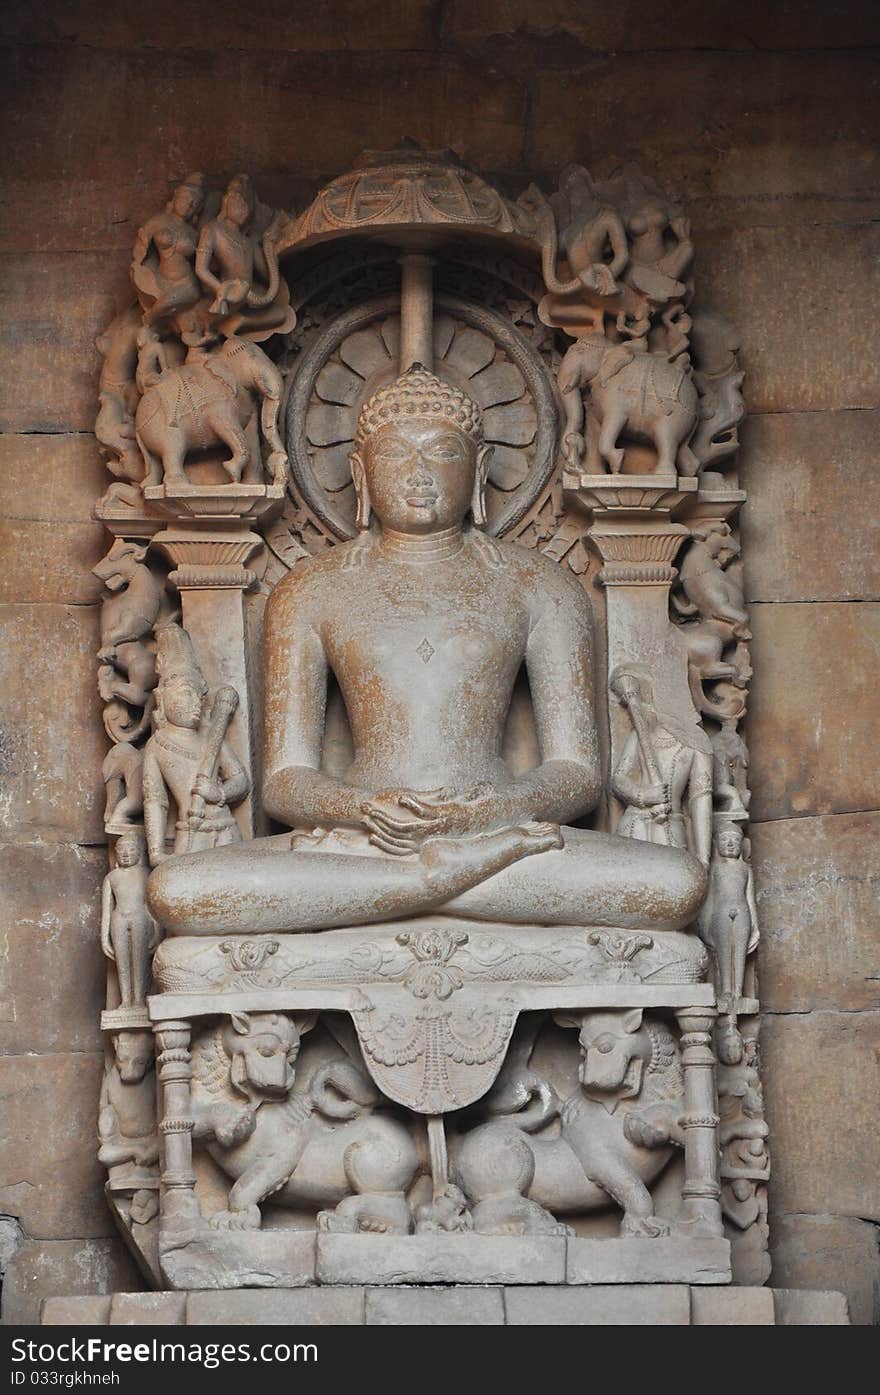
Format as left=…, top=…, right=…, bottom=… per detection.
left=148, top=366, right=706, bottom=938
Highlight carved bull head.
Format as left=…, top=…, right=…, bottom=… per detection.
left=554, top=1007, right=650, bottom=1109
left=223, top=1010, right=317, bottom=1100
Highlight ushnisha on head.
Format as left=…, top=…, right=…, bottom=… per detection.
left=349, top=365, right=493, bottom=534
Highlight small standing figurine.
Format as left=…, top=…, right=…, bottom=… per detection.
left=101, top=830, right=160, bottom=1008
left=697, top=823, right=759, bottom=1064
left=142, top=625, right=249, bottom=865
left=610, top=663, right=713, bottom=867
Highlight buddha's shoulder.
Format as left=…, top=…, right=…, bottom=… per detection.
left=267, top=543, right=360, bottom=607
left=485, top=536, right=592, bottom=605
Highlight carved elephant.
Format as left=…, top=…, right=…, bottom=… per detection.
left=189, top=1011, right=419, bottom=1234
left=455, top=1009, right=685, bottom=1238
left=135, top=336, right=288, bottom=488
left=559, top=332, right=700, bottom=475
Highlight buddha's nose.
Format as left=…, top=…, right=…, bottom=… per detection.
left=407, top=464, right=434, bottom=486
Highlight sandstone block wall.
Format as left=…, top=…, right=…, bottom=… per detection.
left=1, top=0, right=877, bottom=1325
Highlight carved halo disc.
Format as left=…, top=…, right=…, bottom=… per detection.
left=284, top=293, right=559, bottom=540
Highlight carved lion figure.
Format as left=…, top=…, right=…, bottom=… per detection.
left=456, top=1009, right=685, bottom=1238
left=189, top=1010, right=419, bottom=1234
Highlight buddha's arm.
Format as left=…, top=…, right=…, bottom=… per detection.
left=687, top=750, right=713, bottom=866
left=504, top=569, right=602, bottom=826
left=262, top=576, right=372, bottom=829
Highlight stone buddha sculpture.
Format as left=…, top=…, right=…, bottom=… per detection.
left=148, top=366, right=705, bottom=939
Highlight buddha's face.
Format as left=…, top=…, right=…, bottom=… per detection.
left=357, top=419, right=479, bottom=534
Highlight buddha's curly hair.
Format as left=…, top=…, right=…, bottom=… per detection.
left=354, top=363, right=483, bottom=451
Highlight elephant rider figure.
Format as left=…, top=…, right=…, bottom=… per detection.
left=142, top=625, right=249, bottom=866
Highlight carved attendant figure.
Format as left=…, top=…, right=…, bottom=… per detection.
left=142, top=625, right=249, bottom=865
left=697, top=823, right=759, bottom=1064
left=149, top=367, right=705, bottom=938
left=101, top=831, right=160, bottom=1008
left=610, top=664, right=713, bottom=867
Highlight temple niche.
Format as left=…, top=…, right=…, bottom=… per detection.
left=90, top=144, right=772, bottom=1305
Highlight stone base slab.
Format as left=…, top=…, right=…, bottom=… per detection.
left=566, top=1236, right=731, bottom=1285
left=151, top=1231, right=732, bottom=1289
left=159, top=1230, right=316, bottom=1290
left=42, top=1286, right=850, bottom=1325
left=315, top=1233, right=567, bottom=1286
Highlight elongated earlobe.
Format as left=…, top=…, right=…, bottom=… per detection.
left=471, top=444, right=493, bottom=528
left=350, top=451, right=371, bottom=530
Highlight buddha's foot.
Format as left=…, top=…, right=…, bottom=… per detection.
left=414, top=822, right=562, bottom=908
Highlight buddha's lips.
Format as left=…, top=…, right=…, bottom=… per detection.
left=405, top=492, right=438, bottom=506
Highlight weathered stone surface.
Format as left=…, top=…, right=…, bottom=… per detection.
left=0, top=434, right=110, bottom=604
left=185, top=1287, right=365, bottom=1325
left=1, top=2, right=438, bottom=52
left=691, top=1285, right=775, bottom=1324
left=0, top=1052, right=111, bottom=1240
left=1, top=48, right=525, bottom=205
left=161, top=1232, right=316, bottom=1291
left=366, top=1286, right=504, bottom=1325
left=0, top=253, right=131, bottom=432
left=505, top=1284, right=690, bottom=1325
left=2, top=1239, right=141, bottom=1326
left=109, top=1291, right=186, bottom=1325
left=41, top=1295, right=112, bottom=1325
left=566, top=1237, right=730, bottom=1285
left=698, top=224, right=880, bottom=414
left=0, top=603, right=105, bottom=844
left=769, top=1215, right=878, bottom=1327
left=740, top=410, right=880, bottom=604
left=0, top=842, right=107, bottom=1055
left=445, top=1, right=880, bottom=51
left=772, top=1288, right=850, bottom=1325
left=750, top=812, right=880, bottom=1014
left=528, top=54, right=880, bottom=216
left=747, top=603, right=880, bottom=821
left=316, top=1234, right=566, bottom=1286
left=762, top=1012, right=880, bottom=1222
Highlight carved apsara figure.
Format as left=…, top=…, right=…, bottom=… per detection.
left=194, top=173, right=295, bottom=340
left=101, top=830, right=160, bottom=1008
left=697, top=823, right=759, bottom=1064
left=131, top=173, right=207, bottom=329
left=148, top=366, right=706, bottom=939
left=558, top=332, right=699, bottom=474
left=142, top=625, right=249, bottom=865
left=610, top=664, right=713, bottom=867
left=135, top=335, right=288, bottom=487
left=711, top=718, right=751, bottom=821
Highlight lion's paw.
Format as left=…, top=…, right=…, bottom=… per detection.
left=621, top=1212, right=670, bottom=1239
left=210, top=1205, right=261, bottom=1232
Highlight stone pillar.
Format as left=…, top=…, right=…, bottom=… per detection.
left=152, top=525, right=264, bottom=837
left=399, top=253, right=435, bottom=372
left=675, top=1007, right=723, bottom=1238
left=155, top=1019, right=200, bottom=1232
left=563, top=473, right=703, bottom=811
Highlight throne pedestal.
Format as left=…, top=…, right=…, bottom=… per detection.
left=147, top=921, right=728, bottom=1291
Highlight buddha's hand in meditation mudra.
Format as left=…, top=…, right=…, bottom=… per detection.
left=147, top=366, right=706, bottom=940
left=361, top=784, right=534, bottom=852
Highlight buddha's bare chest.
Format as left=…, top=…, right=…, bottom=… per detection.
left=320, top=573, right=528, bottom=697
